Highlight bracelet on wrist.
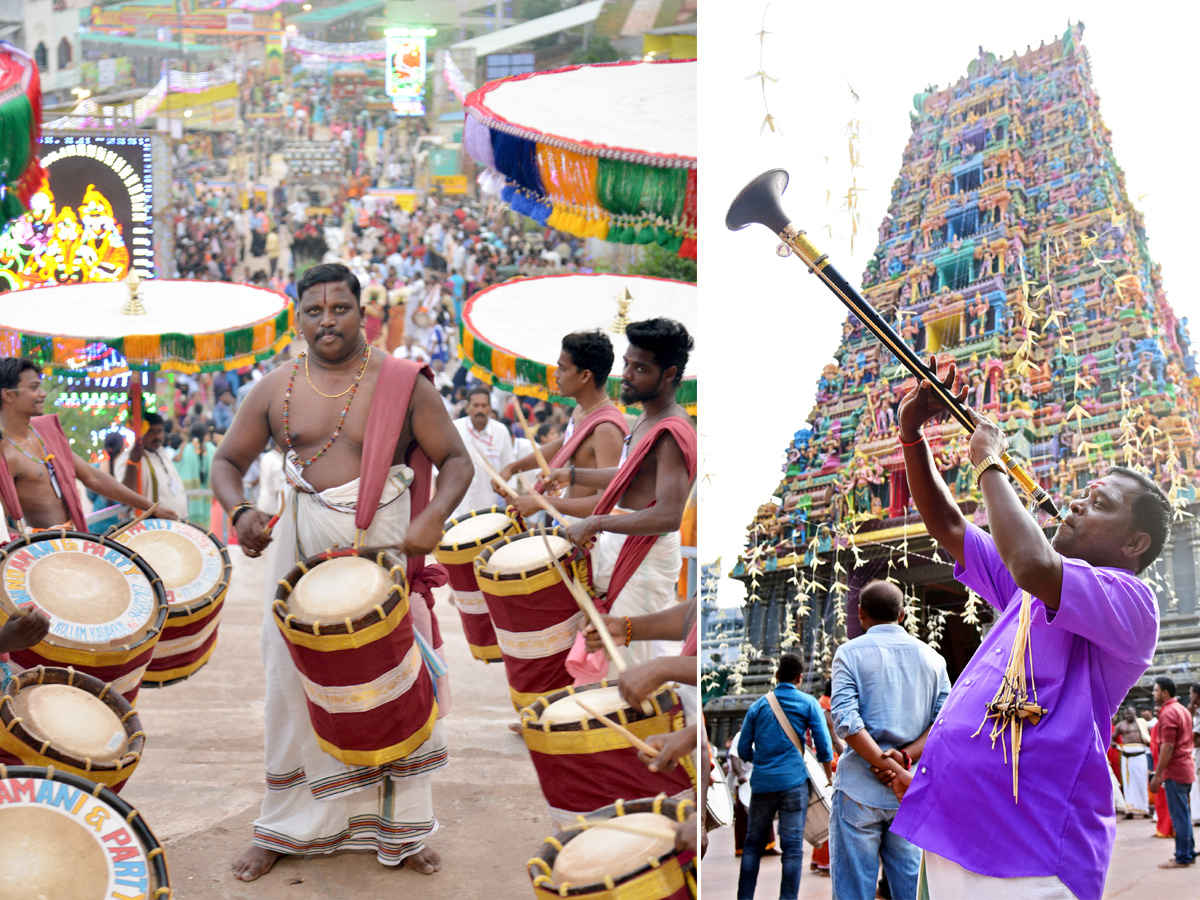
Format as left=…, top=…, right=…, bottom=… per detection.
left=229, top=503, right=254, bottom=527
left=899, top=432, right=925, bottom=448
left=569, top=463, right=576, bottom=487
left=624, top=616, right=633, bottom=647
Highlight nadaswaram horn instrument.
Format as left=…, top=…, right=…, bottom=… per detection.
left=726, top=168, right=1060, bottom=521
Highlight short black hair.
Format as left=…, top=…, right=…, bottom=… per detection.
left=466, top=385, right=491, bottom=402
left=1109, top=466, right=1172, bottom=572
left=625, top=318, right=693, bottom=386
left=143, top=412, right=164, bottom=428
left=859, top=580, right=903, bottom=622
left=1154, top=675, right=1177, bottom=697
left=1191, top=683, right=1200, bottom=699
left=297, top=263, right=361, bottom=305
left=562, top=329, right=614, bottom=384
left=0, top=356, right=41, bottom=406
left=776, top=652, right=804, bottom=684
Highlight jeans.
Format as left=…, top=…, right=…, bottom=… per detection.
left=1163, top=779, right=1196, bottom=864
left=829, top=790, right=919, bottom=900
left=738, top=783, right=809, bottom=900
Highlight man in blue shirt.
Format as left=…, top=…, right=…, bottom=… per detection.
left=737, top=652, right=834, bottom=900
left=829, top=580, right=950, bottom=900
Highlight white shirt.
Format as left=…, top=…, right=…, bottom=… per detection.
left=114, top=449, right=189, bottom=519
left=452, top=416, right=515, bottom=518
left=257, top=449, right=284, bottom=516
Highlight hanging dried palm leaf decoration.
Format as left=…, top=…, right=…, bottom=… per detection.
left=972, top=590, right=1049, bottom=801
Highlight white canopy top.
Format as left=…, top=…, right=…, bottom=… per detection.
left=0, top=280, right=288, bottom=339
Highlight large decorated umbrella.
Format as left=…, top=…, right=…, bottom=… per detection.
left=459, top=273, right=697, bottom=414
left=0, top=42, right=46, bottom=232
left=462, top=59, right=696, bottom=259
left=0, top=278, right=293, bottom=434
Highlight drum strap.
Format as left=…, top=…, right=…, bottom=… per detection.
left=766, top=691, right=806, bottom=755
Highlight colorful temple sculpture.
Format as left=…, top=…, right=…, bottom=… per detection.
left=707, top=24, right=1200, bottom=744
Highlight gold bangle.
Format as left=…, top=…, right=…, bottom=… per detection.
left=972, top=455, right=1005, bottom=488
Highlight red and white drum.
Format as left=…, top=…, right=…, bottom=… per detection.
left=528, top=794, right=697, bottom=899
left=273, top=548, right=438, bottom=766
left=474, top=528, right=593, bottom=711
left=519, top=680, right=697, bottom=826
left=0, top=531, right=168, bottom=704
left=434, top=506, right=522, bottom=663
left=109, top=518, right=232, bottom=686
left=0, top=666, right=145, bottom=792
left=0, top=765, right=171, bottom=899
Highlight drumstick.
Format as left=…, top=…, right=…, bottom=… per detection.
left=512, top=402, right=552, bottom=479
left=478, top=454, right=575, bottom=532
left=107, top=502, right=159, bottom=540
left=573, top=697, right=658, bottom=757
left=264, top=490, right=287, bottom=536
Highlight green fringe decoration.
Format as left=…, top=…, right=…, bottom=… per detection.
left=224, top=325, right=254, bottom=358
left=596, top=159, right=686, bottom=220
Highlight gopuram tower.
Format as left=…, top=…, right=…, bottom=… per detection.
left=707, top=23, right=1200, bottom=745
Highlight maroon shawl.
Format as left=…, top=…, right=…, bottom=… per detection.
left=0, top=415, right=89, bottom=535
left=534, top=404, right=629, bottom=494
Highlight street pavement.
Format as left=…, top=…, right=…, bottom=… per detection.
left=122, top=546, right=551, bottom=899
left=700, top=805, right=1197, bottom=898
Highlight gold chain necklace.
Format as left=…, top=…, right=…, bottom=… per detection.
left=304, top=344, right=371, bottom=398
left=577, top=396, right=613, bottom=417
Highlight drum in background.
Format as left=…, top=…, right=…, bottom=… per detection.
left=803, top=747, right=833, bottom=846
left=528, top=794, right=697, bottom=900
left=0, top=531, right=168, bottom=704
left=0, top=765, right=171, bottom=899
left=109, top=518, right=232, bottom=687
left=519, top=680, right=696, bottom=826
left=475, top=528, right=592, bottom=711
left=0, top=666, right=145, bottom=792
left=434, top=506, right=522, bottom=663
left=274, top=548, right=438, bottom=767
left=705, top=777, right=733, bottom=831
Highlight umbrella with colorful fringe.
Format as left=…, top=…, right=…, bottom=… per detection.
left=0, top=277, right=293, bottom=430
left=459, top=273, right=697, bottom=414
left=0, top=42, right=46, bottom=233
left=463, top=59, right=696, bottom=260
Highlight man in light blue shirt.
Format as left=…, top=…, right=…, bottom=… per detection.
left=737, top=652, right=834, bottom=900
left=830, top=580, right=950, bottom=900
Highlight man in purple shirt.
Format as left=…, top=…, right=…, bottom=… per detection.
left=886, top=359, right=1170, bottom=900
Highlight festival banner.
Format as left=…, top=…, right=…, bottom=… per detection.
left=385, top=31, right=427, bottom=117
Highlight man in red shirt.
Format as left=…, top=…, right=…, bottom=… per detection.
left=1151, top=676, right=1196, bottom=868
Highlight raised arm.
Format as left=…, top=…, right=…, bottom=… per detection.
left=897, top=358, right=969, bottom=566
left=400, top=376, right=472, bottom=556
left=74, top=453, right=177, bottom=519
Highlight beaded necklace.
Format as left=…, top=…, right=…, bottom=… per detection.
left=1, top=426, right=62, bottom=498
left=283, top=344, right=371, bottom=468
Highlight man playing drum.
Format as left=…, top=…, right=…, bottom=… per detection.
left=115, top=412, right=189, bottom=519
left=501, top=329, right=628, bottom=519
left=544, top=318, right=697, bottom=672
left=0, top=357, right=174, bottom=534
left=213, top=262, right=473, bottom=882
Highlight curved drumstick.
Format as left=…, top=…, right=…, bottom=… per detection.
left=107, top=502, right=159, bottom=540
left=264, top=490, right=287, bottom=536
left=512, top=401, right=552, bottom=480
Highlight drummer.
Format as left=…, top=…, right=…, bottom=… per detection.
left=212, top=262, right=473, bottom=882
left=114, top=412, right=189, bottom=519
left=500, top=330, right=628, bottom=519
left=543, top=319, right=697, bottom=672
left=0, top=357, right=177, bottom=534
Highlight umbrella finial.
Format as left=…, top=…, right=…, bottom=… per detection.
left=612, top=285, right=634, bottom=335
left=122, top=270, right=146, bottom=316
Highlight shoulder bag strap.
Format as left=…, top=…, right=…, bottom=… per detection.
left=766, top=691, right=805, bottom=752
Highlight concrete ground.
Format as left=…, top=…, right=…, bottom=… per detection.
left=701, top=807, right=1197, bottom=898
left=122, top=547, right=550, bottom=899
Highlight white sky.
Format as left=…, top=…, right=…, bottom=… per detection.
left=696, top=1, right=1200, bottom=606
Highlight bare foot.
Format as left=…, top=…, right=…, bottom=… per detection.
left=232, top=845, right=283, bottom=882
left=403, top=846, right=441, bottom=875
left=507, top=722, right=523, bottom=735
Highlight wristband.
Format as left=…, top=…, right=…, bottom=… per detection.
left=972, top=454, right=1005, bottom=487
left=900, top=433, right=925, bottom=448
left=624, top=616, right=633, bottom=647
left=899, top=749, right=912, bottom=770
left=569, top=464, right=576, bottom=487
left=229, top=503, right=255, bottom=527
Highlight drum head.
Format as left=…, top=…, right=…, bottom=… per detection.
left=290, top=556, right=393, bottom=624
left=442, top=511, right=514, bottom=547
left=486, top=534, right=571, bottom=575
left=541, top=685, right=626, bottom=725
left=1, top=536, right=156, bottom=647
left=552, top=812, right=676, bottom=885
left=11, top=684, right=127, bottom=763
left=114, top=519, right=226, bottom=609
left=0, top=805, right=109, bottom=899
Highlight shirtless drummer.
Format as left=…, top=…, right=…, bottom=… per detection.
left=0, top=356, right=174, bottom=533
left=500, top=329, right=628, bottom=519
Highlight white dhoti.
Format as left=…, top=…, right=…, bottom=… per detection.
left=1119, top=745, right=1149, bottom=815
left=1192, top=747, right=1200, bottom=824
left=591, top=525, right=682, bottom=670
left=253, top=463, right=449, bottom=866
